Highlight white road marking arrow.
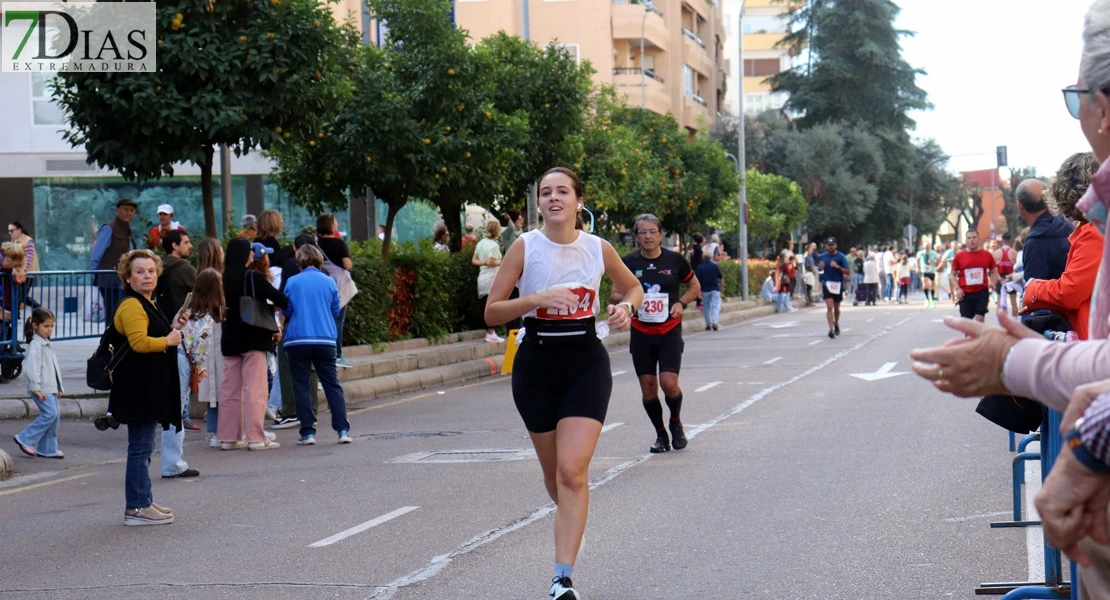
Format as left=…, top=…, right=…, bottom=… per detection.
left=850, top=362, right=910, bottom=382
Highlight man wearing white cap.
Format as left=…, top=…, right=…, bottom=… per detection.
left=147, top=204, right=186, bottom=251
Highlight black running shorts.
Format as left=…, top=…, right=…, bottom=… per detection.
left=959, top=289, right=991, bottom=319
left=630, top=326, right=684, bottom=377
left=512, top=320, right=612, bottom=434
left=923, top=273, right=936, bottom=281
left=822, top=288, right=843, bottom=303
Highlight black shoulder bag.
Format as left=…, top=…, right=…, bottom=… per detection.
left=86, top=323, right=129, bottom=390
left=240, top=274, right=280, bottom=333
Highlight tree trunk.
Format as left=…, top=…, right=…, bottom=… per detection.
left=200, top=144, right=217, bottom=238
left=442, top=204, right=463, bottom=253
left=381, top=201, right=400, bottom=262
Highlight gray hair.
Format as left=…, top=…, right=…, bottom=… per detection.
left=1083, top=0, right=1110, bottom=92
left=296, top=244, right=325, bottom=269
left=633, top=213, right=663, bottom=234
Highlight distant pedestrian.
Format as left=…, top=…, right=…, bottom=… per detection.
left=5, top=221, right=38, bottom=272
left=256, top=209, right=294, bottom=266
left=282, top=244, right=352, bottom=446
left=239, top=214, right=258, bottom=240
left=194, top=238, right=226, bottom=444
left=501, top=210, right=523, bottom=252
left=219, top=238, right=286, bottom=451
left=147, top=204, right=186, bottom=251
left=156, top=230, right=201, bottom=476
left=315, top=213, right=354, bottom=368
left=697, top=251, right=724, bottom=326
left=90, top=198, right=137, bottom=323
left=109, top=250, right=183, bottom=526
left=473, top=220, right=505, bottom=343
left=896, top=254, right=912, bottom=304
left=432, top=222, right=450, bottom=252
left=273, top=234, right=320, bottom=429
left=13, top=308, right=63, bottom=459
left=863, top=252, right=880, bottom=306
left=182, top=269, right=225, bottom=449
left=950, top=231, right=997, bottom=322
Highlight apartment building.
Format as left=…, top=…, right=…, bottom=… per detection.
left=721, top=0, right=794, bottom=116
left=453, top=0, right=728, bottom=133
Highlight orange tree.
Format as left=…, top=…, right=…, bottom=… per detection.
left=268, top=0, right=528, bottom=258
left=52, top=0, right=357, bottom=237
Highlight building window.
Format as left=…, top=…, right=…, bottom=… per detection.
left=684, top=65, right=694, bottom=97
left=743, top=58, right=780, bottom=77
left=558, top=43, right=580, bottom=64
left=31, top=73, right=66, bottom=126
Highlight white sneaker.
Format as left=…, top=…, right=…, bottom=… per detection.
left=220, top=441, right=246, bottom=451
left=247, top=440, right=280, bottom=451
left=485, top=332, right=505, bottom=343
left=265, top=406, right=278, bottom=421
left=265, top=431, right=276, bottom=442
left=549, top=577, right=579, bottom=599
left=208, top=435, right=219, bottom=449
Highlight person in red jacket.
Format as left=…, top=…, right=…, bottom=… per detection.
left=1021, top=152, right=1102, bottom=339
left=147, top=204, right=186, bottom=251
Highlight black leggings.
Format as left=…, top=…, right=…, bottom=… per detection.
left=512, top=335, right=612, bottom=433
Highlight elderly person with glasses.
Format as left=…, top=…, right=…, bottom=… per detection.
left=912, top=3, right=1110, bottom=590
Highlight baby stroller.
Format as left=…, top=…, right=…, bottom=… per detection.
left=0, top=272, right=27, bottom=381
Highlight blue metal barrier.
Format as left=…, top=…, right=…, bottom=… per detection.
left=15, top=270, right=123, bottom=342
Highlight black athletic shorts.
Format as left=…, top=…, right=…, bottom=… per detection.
left=630, top=326, right=684, bottom=377
left=822, top=288, right=843, bottom=303
left=923, top=273, right=936, bottom=281
left=959, top=290, right=991, bottom=319
left=512, top=318, right=612, bottom=433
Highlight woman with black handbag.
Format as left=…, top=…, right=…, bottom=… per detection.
left=218, top=238, right=287, bottom=451
left=109, top=250, right=185, bottom=526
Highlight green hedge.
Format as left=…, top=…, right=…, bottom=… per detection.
left=719, top=258, right=774, bottom=298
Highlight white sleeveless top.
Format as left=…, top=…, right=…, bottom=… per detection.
left=518, top=229, right=605, bottom=324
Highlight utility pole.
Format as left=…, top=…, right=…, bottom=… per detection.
left=219, top=144, right=232, bottom=235
left=737, top=3, right=748, bottom=301
left=523, top=0, right=538, bottom=231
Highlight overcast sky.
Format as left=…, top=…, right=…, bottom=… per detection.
left=895, top=0, right=1091, bottom=178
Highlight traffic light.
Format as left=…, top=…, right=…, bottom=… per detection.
left=996, top=146, right=1008, bottom=168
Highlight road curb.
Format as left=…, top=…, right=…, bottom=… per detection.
left=0, top=398, right=28, bottom=419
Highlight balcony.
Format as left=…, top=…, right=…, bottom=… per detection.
left=683, top=32, right=715, bottom=77
left=612, top=3, right=668, bottom=51
left=682, top=93, right=711, bottom=131
left=742, top=32, right=788, bottom=52
left=614, top=68, right=670, bottom=116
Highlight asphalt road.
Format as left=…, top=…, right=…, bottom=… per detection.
left=0, top=299, right=1035, bottom=600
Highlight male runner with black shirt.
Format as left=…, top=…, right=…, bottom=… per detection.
left=613, top=214, right=701, bottom=453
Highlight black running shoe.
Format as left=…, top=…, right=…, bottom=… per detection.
left=828, top=328, right=835, bottom=339
left=549, top=576, right=580, bottom=599
left=670, top=421, right=688, bottom=450
left=834, top=323, right=840, bottom=336
left=649, top=432, right=671, bottom=453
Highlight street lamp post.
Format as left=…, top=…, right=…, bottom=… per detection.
left=736, top=2, right=748, bottom=301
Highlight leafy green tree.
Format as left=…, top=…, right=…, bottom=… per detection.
left=53, top=0, right=356, bottom=237
left=711, top=169, right=806, bottom=252
left=269, top=0, right=528, bottom=258
left=669, top=134, right=740, bottom=241
left=475, top=34, right=594, bottom=215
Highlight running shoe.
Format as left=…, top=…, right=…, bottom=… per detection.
left=485, top=332, right=505, bottom=343
left=549, top=576, right=579, bottom=600
left=182, top=419, right=202, bottom=432
left=649, top=432, right=671, bottom=453
left=828, top=328, right=835, bottom=339
left=336, top=357, right=352, bottom=368
left=297, top=434, right=316, bottom=445
left=338, top=430, right=353, bottom=444
left=670, top=421, right=688, bottom=450
left=834, top=324, right=840, bottom=336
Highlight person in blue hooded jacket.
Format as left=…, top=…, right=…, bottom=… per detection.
left=281, top=244, right=351, bottom=446
left=1017, top=178, right=1074, bottom=282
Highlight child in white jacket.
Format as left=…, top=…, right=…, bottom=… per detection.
left=14, top=308, right=64, bottom=459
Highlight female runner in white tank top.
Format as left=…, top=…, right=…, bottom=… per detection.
left=485, top=167, right=643, bottom=600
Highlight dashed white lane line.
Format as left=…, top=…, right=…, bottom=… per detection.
left=366, top=313, right=908, bottom=599
left=600, top=422, right=624, bottom=434
left=695, top=381, right=722, bottom=392
left=809, top=340, right=824, bottom=346
left=611, top=370, right=627, bottom=377
left=866, top=318, right=874, bottom=323
left=309, top=507, right=420, bottom=548
left=762, top=356, right=783, bottom=366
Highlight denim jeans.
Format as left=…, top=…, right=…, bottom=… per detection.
left=16, top=393, right=60, bottom=456
left=702, top=290, right=721, bottom=325
left=126, top=422, right=157, bottom=509
left=161, top=349, right=191, bottom=476
left=287, top=344, right=350, bottom=438
left=884, top=274, right=894, bottom=300
left=206, top=406, right=218, bottom=434
left=267, top=351, right=281, bottom=411
left=278, top=342, right=317, bottom=418
left=774, top=292, right=790, bottom=313
left=334, top=306, right=348, bottom=359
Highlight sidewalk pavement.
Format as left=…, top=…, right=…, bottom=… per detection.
left=0, top=299, right=776, bottom=421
